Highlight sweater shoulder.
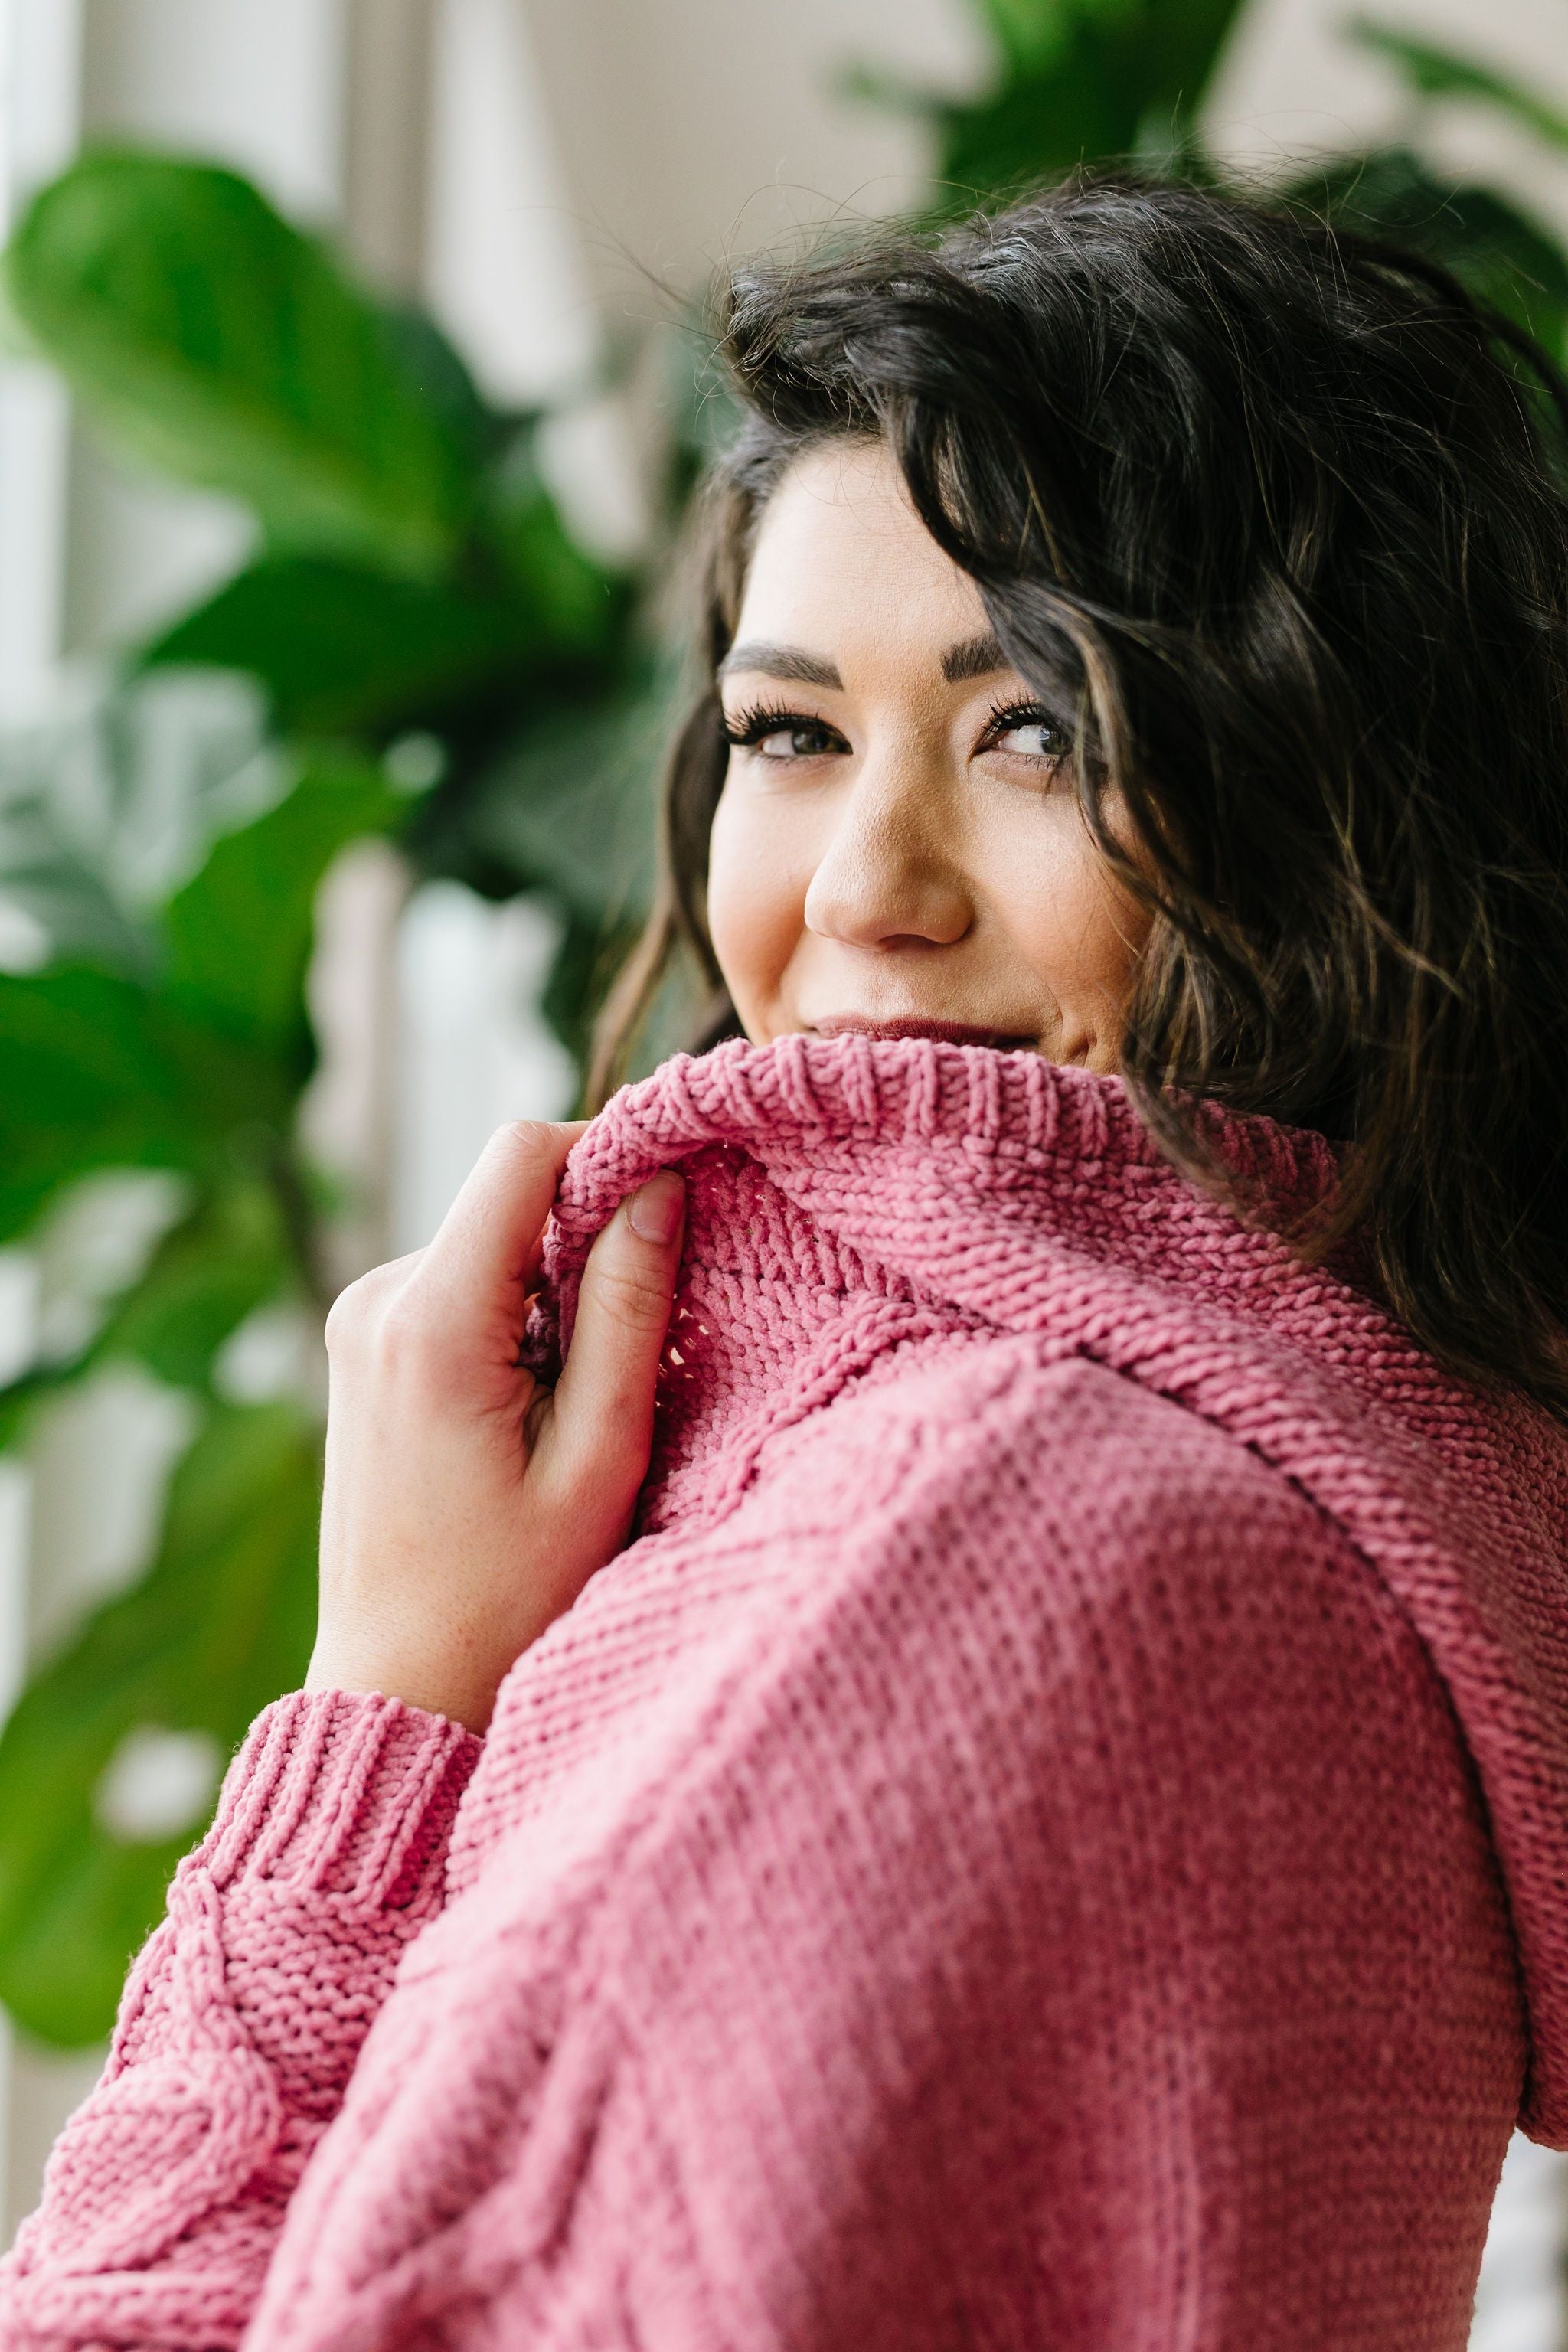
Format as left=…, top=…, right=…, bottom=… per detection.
left=450, top=1333, right=1438, bottom=1967
left=757, top=1328, right=1351, bottom=1599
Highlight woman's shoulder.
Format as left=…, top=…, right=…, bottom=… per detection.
left=573, top=1329, right=1500, bottom=2066
left=760, top=1329, right=1349, bottom=1605
left=684, top=1329, right=1438, bottom=1790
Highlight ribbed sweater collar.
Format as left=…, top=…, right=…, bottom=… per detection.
left=530, top=1034, right=1369, bottom=1530
left=554, top=1030, right=1342, bottom=1217
left=537, top=1030, right=1352, bottom=1361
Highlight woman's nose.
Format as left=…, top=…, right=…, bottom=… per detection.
left=802, top=766, right=972, bottom=949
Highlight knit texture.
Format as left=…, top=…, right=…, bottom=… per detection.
left=5, top=1031, right=1567, bottom=2350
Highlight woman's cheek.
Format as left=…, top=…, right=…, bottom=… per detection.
left=707, top=780, right=811, bottom=1037
left=998, top=830, right=1148, bottom=1058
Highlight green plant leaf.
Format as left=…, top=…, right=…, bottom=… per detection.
left=481, top=436, right=627, bottom=651
left=0, top=1401, right=320, bottom=2045
left=0, top=966, right=283, bottom=1245
left=419, top=668, right=665, bottom=925
left=161, top=746, right=401, bottom=1050
left=3, top=152, right=475, bottom=577
left=91, top=1181, right=296, bottom=1390
left=0, top=668, right=285, bottom=974
left=137, top=555, right=587, bottom=736
left=375, top=299, right=499, bottom=472
left=1349, top=20, right=1568, bottom=152
left=0, top=819, right=149, bottom=978
left=0, top=1369, right=63, bottom=1455
left=965, top=0, right=1075, bottom=79
left=0, top=1181, right=296, bottom=1455
left=858, top=0, right=1246, bottom=202
left=936, top=54, right=1142, bottom=191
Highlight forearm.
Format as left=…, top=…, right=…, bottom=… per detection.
left=0, top=1688, right=480, bottom=2352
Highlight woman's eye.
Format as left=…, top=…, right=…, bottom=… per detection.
left=988, top=714, right=1067, bottom=763
left=759, top=725, right=831, bottom=758
left=727, top=713, right=843, bottom=760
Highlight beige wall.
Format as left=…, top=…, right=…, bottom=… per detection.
left=1210, top=0, right=1568, bottom=227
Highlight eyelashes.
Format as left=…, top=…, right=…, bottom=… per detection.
left=979, top=697, right=1073, bottom=760
left=720, top=701, right=845, bottom=753
left=719, top=697, right=1073, bottom=761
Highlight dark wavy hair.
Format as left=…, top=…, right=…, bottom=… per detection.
left=593, top=172, right=1568, bottom=1422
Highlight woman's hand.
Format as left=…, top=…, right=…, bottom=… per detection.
left=308, top=1121, right=685, bottom=1736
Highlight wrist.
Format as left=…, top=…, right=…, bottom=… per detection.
left=303, top=1642, right=501, bottom=1740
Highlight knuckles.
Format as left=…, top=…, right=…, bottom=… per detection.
left=323, top=1269, right=382, bottom=1356
left=323, top=1256, right=439, bottom=1371
left=486, top=1118, right=570, bottom=1169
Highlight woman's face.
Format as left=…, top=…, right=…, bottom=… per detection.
left=707, top=439, right=1152, bottom=1071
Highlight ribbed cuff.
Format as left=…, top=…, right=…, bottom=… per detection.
left=195, top=1689, right=483, bottom=1910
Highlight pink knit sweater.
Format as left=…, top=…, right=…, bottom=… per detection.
left=5, top=1034, right=1568, bottom=2351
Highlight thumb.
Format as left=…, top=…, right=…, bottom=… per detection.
left=543, top=1170, right=686, bottom=1521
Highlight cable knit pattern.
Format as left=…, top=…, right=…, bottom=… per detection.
left=2, top=1691, right=481, bottom=2352
left=4, top=1033, right=1567, bottom=2351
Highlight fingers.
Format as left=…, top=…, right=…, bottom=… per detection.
left=545, top=1171, right=686, bottom=1521
left=406, top=1119, right=589, bottom=1351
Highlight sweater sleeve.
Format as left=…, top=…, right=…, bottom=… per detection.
left=0, top=1687, right=481, bottom=2352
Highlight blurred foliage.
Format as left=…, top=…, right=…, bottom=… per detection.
left=844, top=0, right=1243, bottom=190
left=1348, top=18, right=1568, bottom=155
left=0, top=1403, right=322, bottom=2044
left=0, top=0, right=1565, bottom=2045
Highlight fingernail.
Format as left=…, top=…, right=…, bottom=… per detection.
left=627, top=1171, right=684, bottom=1244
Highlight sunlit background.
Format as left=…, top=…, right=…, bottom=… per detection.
left=1, top=2, right=1566, bottom=2339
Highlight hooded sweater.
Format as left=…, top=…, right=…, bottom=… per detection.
left=4, top=1031, right=1568, bottom=2352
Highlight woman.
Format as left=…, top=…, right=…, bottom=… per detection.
left=5, top=174, right=1568, bottom=2350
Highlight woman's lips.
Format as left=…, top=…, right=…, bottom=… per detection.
left=808, top=1014, right=1037, bottom=1050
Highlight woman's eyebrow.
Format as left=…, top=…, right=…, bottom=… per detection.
left=717, top=633, right=1009, bottom=688
left=717, top=642, right=842, bottom=688
left=941, top=632, right=1008, bottom=682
